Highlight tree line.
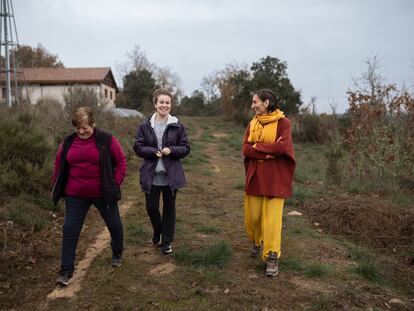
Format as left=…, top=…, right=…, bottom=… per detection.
left=2, top=43, right=303, bottom=125
left=2, top=43, right=413, bottom=201
left=115, top=46, right=302, bottom=124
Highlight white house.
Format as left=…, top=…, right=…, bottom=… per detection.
left=0, top=67, right=118, bottom=107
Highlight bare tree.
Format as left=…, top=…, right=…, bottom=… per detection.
left=115, top=45, right=183, bottom=101
left=115, top=45, right=153, bottom=87
left=351, top=54, right=386, bottom=105
left=126, top=45, right=154, bottom=72
left=201, top=73, right=220, bottom=104
left=325, top=98, right=342, bottom=184
left=299, top=96, right=317, bottom=115
left=153, top=66, right=183, bottom=100
left=310, top=96, right=317, bottom=115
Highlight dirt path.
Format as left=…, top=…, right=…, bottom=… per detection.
left=46, top=201, right=134, bottom=301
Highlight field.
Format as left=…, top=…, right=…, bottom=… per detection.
left=0, top=116, right=413, bottom=311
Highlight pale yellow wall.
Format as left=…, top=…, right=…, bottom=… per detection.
left=100, top=84, right=116, bottom=107
left=6, top=83, right=117, bottom=108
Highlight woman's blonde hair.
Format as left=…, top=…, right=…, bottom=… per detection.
left=71, top=106, right=95, bottom=127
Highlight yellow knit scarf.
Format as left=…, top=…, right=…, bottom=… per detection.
left=248, top=110, right=285, bottom=144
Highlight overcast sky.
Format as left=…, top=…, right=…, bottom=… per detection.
left=13, top=0, right=414, bottom=112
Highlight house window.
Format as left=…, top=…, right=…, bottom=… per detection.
left=2, top=88, right=5, bottom=99
left=110, top=91, right=113, bottom=100
left=104, top=89, right=108, bottom=98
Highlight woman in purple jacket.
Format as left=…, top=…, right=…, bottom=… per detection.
left=133, top=89, right=190, bottom=254
left=52, top=106, right=127, bottom=286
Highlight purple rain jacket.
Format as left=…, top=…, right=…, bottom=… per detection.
left=133, top=113, right=190, bottom=193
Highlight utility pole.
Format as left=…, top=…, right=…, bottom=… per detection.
left=2, top=0, right=11, bottom=106
left=0, top=0, right=26, bottom=107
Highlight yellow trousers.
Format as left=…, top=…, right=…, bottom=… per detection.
left=244, top=194, right=284, bottom=261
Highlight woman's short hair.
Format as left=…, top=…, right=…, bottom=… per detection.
left=71, top=106, right=95, bottom=127
left=153, top=89, right=173, bottom=105
left=253, top=89, right=280, bottom=113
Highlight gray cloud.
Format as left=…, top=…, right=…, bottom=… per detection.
left=14, top=0, right=414, bottom=112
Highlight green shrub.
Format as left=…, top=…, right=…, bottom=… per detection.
left=294, top=114, right=326, bottom=144
left=0, top=116, right=52, bottom=195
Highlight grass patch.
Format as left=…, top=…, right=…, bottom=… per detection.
left=179, top=256, right=222, bottom=281
left=306, top=297, right=335, bottom=311
left=7, top=204, right=51, bottom=231
left=219, top=150, right=231, bottom=158
left=390, top=191, right=413, bottom=209
left=182, top=144, right=210, bottom=167
left=289, top=186, right=315, bottom=206
left=125, top=223, right=148, bottom=245
left=280, top=257, right=305, bottom=272
left=226, top=134, right=242, bottom=152
left=174, top=241, right=231, bottom=268
left=294, top=171, right=308, bottom=183
left=195, top=226, right=221, bottom=234
left=345, top=179, right=369, bottom=194
left=280, top=257, right=333, bottom=278
left=349, top=246, right=384, bottom=284
left=283, top=215, right=321, bottom=239
left=200, top=131, right=215, bottom=143
left=233, top=182, right=245, bottom=190
left=295, top=143, right=326, bottom=183
left=351, top=261, right=383, bottom=283
left=345, top=177, right=392, bottom=195
left=183, top=155, right=210, bottom=166
left=304, top=263, right=332, bottom=278
left=203, top=269, right=221, bottom=281
left=189, top=140, right=203, bottom=152
left=17, top=193, right=59, bottom=212
left=285, top=197, right=296, bottom=206
left=294, top=186, right=314, bottom=201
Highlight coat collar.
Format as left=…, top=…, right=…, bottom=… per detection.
left=149, top=113, right=179, bottom=128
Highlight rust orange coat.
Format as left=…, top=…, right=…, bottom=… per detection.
left=242, top=117, right=296, bottom=198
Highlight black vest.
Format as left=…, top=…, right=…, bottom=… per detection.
left=51, top=128, right=121, bottom=206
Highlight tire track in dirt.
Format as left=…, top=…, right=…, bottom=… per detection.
left=207, top=132, right=229, bottom=173
left=46, top=201, right=133, bottom=301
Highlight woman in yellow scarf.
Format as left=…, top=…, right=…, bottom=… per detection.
left=242, top=89, right=296, bottom=277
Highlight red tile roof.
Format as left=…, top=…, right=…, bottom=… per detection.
left=0, top=67, right=118, bottom=90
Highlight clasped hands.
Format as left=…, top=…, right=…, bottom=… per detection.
left=156, top=147, right=171, bottom=158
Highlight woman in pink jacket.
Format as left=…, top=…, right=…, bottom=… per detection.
left=52, top=106, right=127, bottom=286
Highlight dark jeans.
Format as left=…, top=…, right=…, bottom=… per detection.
left=145, top=185, right=177, bottom=244
left=61, top=196, right=123, bottom=273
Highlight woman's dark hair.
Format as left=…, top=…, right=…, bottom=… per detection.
left=253, top=89, right=280, bottom=113
left=153, top=89, right=173, bottom=105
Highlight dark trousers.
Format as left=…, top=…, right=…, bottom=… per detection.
left=145, top=185, right=177, bottom=244
left=61, top=196, right=124, bottom=272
